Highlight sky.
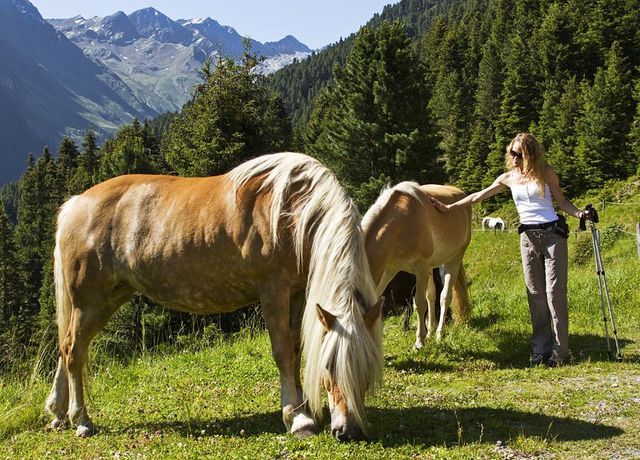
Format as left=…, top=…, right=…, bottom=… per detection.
left=28, top=0, right=399, bottom=50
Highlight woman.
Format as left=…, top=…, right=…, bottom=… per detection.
left=431, top=133, right=589, bottom=367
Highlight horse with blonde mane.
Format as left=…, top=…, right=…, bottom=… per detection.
left=45, top=152, right=383, bottom=442
left=362, top=182, right=471, bottom=346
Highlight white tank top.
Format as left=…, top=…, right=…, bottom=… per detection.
left=509, top=174, right=557, bottom=224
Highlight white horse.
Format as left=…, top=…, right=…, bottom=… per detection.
left=482, top=217, right=505, bottom=231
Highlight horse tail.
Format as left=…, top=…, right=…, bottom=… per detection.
left=451, top=264, right=471, bottom=322
left=54, top=197, right=78, bottom=352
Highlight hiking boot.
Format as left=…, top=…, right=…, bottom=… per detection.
left=547, top=357, right=564, bottom=368
left=530, top=353, right=551, bottom=366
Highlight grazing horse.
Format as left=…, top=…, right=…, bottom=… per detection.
left=482, top=216, right=505, bottom=231
left=362, top=182, right=471, bottom=346
left=45, top=152, right=383, bottom=442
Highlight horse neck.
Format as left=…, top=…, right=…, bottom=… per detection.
left=362, top=208, right=397, bottom=289
left=306, top=206, right=375, bottom=313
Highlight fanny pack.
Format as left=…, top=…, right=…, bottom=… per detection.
left=517, top=214, right=569, bottom=239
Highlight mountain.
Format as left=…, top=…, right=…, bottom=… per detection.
left=0, top=2, right=312, bottom=185
left=129, top=7, right=193, bottom=45
left=0, top=0, right=158, bottom=184
left=49, top=8, right=313, bottom=116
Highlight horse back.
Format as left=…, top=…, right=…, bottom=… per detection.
left=369, top=183, right=471, bottom=268
left=418, top=184, right=472, bottom=248
left=56, top=174, right=301, bottom=312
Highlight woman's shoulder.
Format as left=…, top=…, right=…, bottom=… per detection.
left=496, top=171, right=514, bottom=186
left=544, top=164, right=559, bottom=182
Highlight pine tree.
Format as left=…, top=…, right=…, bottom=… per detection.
left=628, top=78, right=640, bottom=175
left=13, top=148, right=59, bottom=343
left=162, top=53, right=291, bottom=177
left=81, top=128, right=100, bottom=177
left=458, top=38, right=502, bottom=194
left=485, top=34, right=534, bottom=187
left=425, top=22, right=474, bottom=183
left=306, top=21, right=441, bottom=210
left=575, top=42, right=634, bottom=189
left=0, top=206, right=24, bottom=331
left=98, top=120, right=156, bottom=181
left=56, top=136, right=80, bottom=198
left=535, top=77, right=583, bottom=197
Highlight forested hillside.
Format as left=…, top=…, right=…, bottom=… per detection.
left=273, top=0, right=640, bottom=203
left=0, top=54, right=287, bottom=377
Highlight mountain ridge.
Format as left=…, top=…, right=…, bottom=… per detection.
left=0, top=0, right=158, bottom=184
left=0, top=0, right=312, bottom=184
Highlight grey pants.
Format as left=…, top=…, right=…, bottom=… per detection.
left=520, top=228, right=569, bottom=362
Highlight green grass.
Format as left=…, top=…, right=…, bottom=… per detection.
left=2, top=183, right=639, bottom=459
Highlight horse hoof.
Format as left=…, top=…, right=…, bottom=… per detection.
left=293, top=427, right=317, bottom=439
left=50, top=417, right=67, bottom=430
left=413, top=342, right=424, bottom=351
left=290, top=413, right=317, bottom=439
left=76, top=423, right=96, bottom=437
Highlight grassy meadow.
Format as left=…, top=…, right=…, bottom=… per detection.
left=1, top=185, right=639, bottom=459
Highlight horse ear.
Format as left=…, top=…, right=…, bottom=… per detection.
left=364, top=296, right=384, bottom=329
left=316, top=304, right=336, bottom=332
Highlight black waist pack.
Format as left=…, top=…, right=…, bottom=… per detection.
left=554, top=214, right=569, bottom=239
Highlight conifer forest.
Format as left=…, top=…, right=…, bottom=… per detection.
left=1, top=0, right=639, bottom=376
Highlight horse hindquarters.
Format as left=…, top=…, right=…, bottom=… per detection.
left=46, top=237, right=134, bottom=436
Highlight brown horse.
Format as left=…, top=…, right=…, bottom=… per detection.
left=45, top=152, right=384, bottom=441
left=362, top=182, right=471, bottom=347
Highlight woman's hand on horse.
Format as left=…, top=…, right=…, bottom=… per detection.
left=430, top=196, right=450, bottom=212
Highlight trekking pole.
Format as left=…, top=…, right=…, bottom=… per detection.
left=580, top=204, right=623, bottom=362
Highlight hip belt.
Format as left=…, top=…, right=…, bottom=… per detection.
left=517, top=220, right=558, bottom=234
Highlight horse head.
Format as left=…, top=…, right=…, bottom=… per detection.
left=315, top=296, right=383, bottom=441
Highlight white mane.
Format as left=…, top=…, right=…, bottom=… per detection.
left=361, top=181, right=425, bottom=233
left=229, top=152, right=383, bottom=431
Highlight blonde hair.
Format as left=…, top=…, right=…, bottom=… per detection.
left=505, top=132, right=547, bottom=196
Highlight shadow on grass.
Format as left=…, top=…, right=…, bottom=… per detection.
left=388, top=355, right=455, bottom=373
left=570, top=334, right=636, bottom=363
left=119, top=410, right=284, bottom=437
left=386, top=329, right=636, bottom=373
left=123, top=405, right=623, bottom=447
left=475, top=332, right=636, bottom=368
left=368, top=405, right=624, bottom=447
left=466, top=310, right=636, bottom=365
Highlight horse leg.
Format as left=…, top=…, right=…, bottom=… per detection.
left=413, top=268, right=431, bottom=349
left=64, top=286, right=133, bottom=437
left=375, top=268, right=397, bottom=296
left=261, top=286, right=316, bottom=437
left=63, top=306, right=100, bottom=437
left=289, top=291, right=314, bottom=436
left=435, top=262, right=461, bottom=341
left=45, top=356, right=69, bottom=429
left=426, top=271, right=437, bottom=338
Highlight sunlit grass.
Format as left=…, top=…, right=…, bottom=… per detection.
left=1, top=183, right=638, bottom=459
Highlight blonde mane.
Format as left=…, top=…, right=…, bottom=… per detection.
left=361, top=181, right=425, bottom=233
left=229, top=152, right=383, bottom=431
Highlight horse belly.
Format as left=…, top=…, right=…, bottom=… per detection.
left=125, top=255, right=262, bottom=314
left=138, top=271, right=259, bottom=314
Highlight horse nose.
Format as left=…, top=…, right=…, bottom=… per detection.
left=332, top=427, right=350, bottom=442
left=332, top=425, right=364, bottom=442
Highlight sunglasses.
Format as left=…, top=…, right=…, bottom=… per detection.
left=509, top=149, right=523, bottom=159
